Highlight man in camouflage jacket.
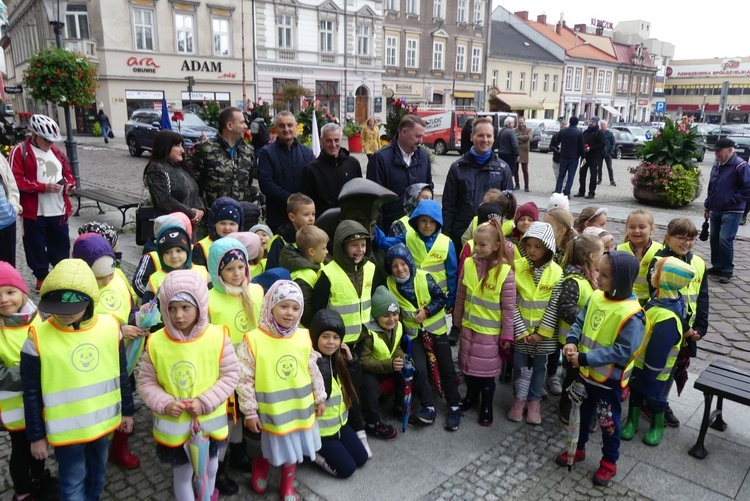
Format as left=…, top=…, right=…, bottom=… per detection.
left=192, top=107, right=257, bottom=208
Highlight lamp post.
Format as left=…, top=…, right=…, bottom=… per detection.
left=630, top=44, right=644, bottom=122
left=42, top=0, right=80, bottom=187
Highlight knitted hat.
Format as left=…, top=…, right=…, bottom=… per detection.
left=227, top=231, right=262, bottom=260
left=514, top=201, right=539, bottom=225
left=371, top=285, right=399, bottom=319
left=77, top=221, right=118, bottom=249
left=0, top=261, right=28, bottom=295
left=250, top=224, right=274, bottom=240
left=548, top=193, right=569, bottom=212
left=72, top=234, right=116, bottom=269
left=154, top=213, right=192, bottom=239
left=654, top=256, right=695, bottom=300
left=157, top=227, right=191, bottom=255
left=521, top=221, right=556, bottom=254
left=209, top=197, right=243, bottom=228
left=219, top=248, right=246, bottom=274
left=591, top=115, right=600, bottom=123
left=477, top=203, right=504, bottom=224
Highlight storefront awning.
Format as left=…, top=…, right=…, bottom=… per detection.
left=602, top=105, right=621, bottom=117
left=492, top=93, right=544, bottom=110
left=453, top=91, right=475, bottom=98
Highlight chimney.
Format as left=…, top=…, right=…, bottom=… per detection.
left=514, top=11, right=529, bottom=21
left=574, top=23, right=587, bottom=33
left=555, top=22, right=562, bottom=35
left=537, top=14, right=547, bottom=24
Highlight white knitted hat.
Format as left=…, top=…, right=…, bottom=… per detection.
left=521, top=221, right=557, bottom=254
left=548, top=193, right=569, bottom=211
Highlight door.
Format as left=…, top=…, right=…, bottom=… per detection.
left=355, top=86, right=369, bottom=125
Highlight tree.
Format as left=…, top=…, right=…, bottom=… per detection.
left=22, top=48, right=98, bottom=107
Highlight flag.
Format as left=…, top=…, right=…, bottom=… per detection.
left=311, top=111, right=321, bottom=157
left=160, top=98, right=173, bottom=131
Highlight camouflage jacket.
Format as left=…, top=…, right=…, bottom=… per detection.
left=191, top=135, right=257, bottom=208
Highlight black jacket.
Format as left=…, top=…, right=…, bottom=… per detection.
left=559, top=125, right=585, bottom=161
left=460, top=122, right=473, bottom=155
left=583, top=126, right=606, bottom=161
left=301, top=148, right=362, bottom=217
left=495, top=127, right=519, bottom=157
left=258, top=139, right=314, bottom=230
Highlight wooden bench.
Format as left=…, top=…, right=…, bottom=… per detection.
left=73, top=187, right=140, bottom=230
left=688, top=359, right=750, bottom=459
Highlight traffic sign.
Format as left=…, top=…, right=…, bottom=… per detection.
left=4, top=86, right=22, bottom=94
left=655, top=101, right=666, bottom=113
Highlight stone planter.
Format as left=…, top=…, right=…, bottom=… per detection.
left=633, top=176, right=702, bottom=208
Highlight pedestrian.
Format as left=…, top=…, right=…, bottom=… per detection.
left=459, top=118, right=474, bottom=155
left=97, top=109, right=112, bottom=144
left=361, top=117, right=381, bottom=160
left=599, top=120, right=616, bottom=186
left=550, top=121, right=566, bottom=180
left=704, top=138, right=750, bottom=283
left=495, top=117, right=520, bottom=190
left=555, top=117, right=585, bottom=197
left=257, top=111, right=314, bottom=231
left=366, top=114, right=432, bottom=231
left=249, top=110, right=271, bottom=153
left=515, top=117, right=532, bottom=192
left=576, top=116, right=605, bottom=199
left=138, top=270, right=239, bottom=501
left=616, top=209, right=663, bottom=304
left=10, top=114, right=75, bottom=291
left=0, top=153, right=20, bottom=265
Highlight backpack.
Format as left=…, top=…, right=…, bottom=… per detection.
left=255, top=120, right=270, bottom=145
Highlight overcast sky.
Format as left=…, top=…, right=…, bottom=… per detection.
left=493, top=0, right=748, bottom=60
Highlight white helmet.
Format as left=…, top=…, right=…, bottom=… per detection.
left=29, top=114, right=62, bottom=142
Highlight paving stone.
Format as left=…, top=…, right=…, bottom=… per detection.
left=700, top=340, right=733, bottom=356
left=732, top=341, right=750, bottom=352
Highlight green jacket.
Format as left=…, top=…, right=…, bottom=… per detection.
left=191, top=135, right=257, bottom=208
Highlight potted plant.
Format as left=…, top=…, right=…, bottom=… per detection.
left=384, top=97, right=419, bottom=142
left=343, top=121, right=363, bottom=153
left=628, top=116, right=703, bottom=208
left=22, top=47, right=98, bottom=108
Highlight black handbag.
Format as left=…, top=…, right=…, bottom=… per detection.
left=135, top=172, right=169, bottom=246
left=107, top=129, right=115, bottom=139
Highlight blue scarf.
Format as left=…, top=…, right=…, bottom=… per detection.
left=470, top=147, right=492, bottom=166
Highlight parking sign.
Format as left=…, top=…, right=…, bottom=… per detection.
left=655, top=101, right=666, bottom=113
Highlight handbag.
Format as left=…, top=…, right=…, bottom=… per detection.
left=107, top=129, right=115, bottom=139
left=135, top=171, right=169, bottom=246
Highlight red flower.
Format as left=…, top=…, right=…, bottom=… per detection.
left=172, top=111, right=185, bottom=122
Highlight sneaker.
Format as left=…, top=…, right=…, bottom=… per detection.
left=718, top=275, right=732, bottom=284
left=524, top=187, right=530, bottom=192
left=314, top=454, right=336, bottom=475
left=555, top=449, right=585, bottom=467
left=610, top=182, right=617, bottom=186
left=574, top=193, right=585, bottom=198
left=514, top=184, right=521, bottom=190
left=445, top=408, right=462, bottom=431
left=417, top=407, right=436, bottom=425
left=741, top=216, right=748, bottom=226
left=365, top=421, right=398, bottom=440
left=706, top=267, right=722, bottom=276
left=507, top=397, right=525, bottom=422
left=593, top=460, right=617, bottom=487
left=547, top=375, right=562, bottom=396
left=585, top=194, right=595, bottom=199
left=356, top=430, right=373, bottom=459
left=597, top=179, right=602, bottom=185
left=35, top=279, right=44, bottom=292
left=525, top=400, right=542, bottom=425
left=664, top=406, right=680, bottom=428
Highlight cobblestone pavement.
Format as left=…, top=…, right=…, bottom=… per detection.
left=1, top=137, right=747, bottom=500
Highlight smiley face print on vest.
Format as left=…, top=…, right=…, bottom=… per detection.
left=100, top=290, right=122, bottom=312
left=590, top=309, right=606, bottom=331
left=171, top=361, right=197, bottom=392
left=71, top=343, right=100, bottom=372
left=276, top=354, right=299, bottom=380
left=234, top=310, right=249, bottom=332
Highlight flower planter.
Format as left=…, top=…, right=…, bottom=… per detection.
left=633, top=177, right=702, bottom=209
left=347, top=133, right=362, bottom=153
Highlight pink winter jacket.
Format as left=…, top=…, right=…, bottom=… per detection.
left=455, top=256, right=516, bottom=377
left=138, top=269, right=239, bottom=415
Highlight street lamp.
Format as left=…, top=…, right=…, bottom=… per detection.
left=630, top=44, right=644, bottom=122
left=42, top=0, right=80, bottom=187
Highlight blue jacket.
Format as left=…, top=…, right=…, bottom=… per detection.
left=366, top=140, right=432, bottom=231
left=373, top=200, right=457, bottom=308
left=704, top=153, right=750, bottom=214
left=559, top=125, right=585, bottom=161
left=384, top=243, right=446, bottom=316
left=604, top=130, right=615, bottom=157
left=258, top=139, right=314, bottom=229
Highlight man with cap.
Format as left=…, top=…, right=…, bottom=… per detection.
left=704, top=138, right=750, bottom=283
left=576, top=116, right=606, bottom=199
left=555, top=117, right=585, bottom=197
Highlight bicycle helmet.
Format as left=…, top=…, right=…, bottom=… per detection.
left=29, top=114, right=62, bottom=142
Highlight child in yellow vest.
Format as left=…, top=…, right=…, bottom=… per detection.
left=507, top=201, right=538, bottom=261
left=509, top=222, right=562, bottom=426
left=458, top=195, right=517, bottom=276
left=279, top=225, right=329, bottom=326
left=193, top=196, right=244, bottom=267
left=138, top=269, right=238, bottom=501
left=573, top=206, right=608, bottom=234
left=389, top=182, right=433, bottom=237
left=544, top=207, right=577, bottom=266
left=0, top=262, right=51, bottom=501
left=266, top=193, right=316, bottom=269
left=206, top=237, right=262, bottom=495
left=78, top=220, right=122, bottom=265
left=617, top=208, right=663, bottom=305
left=557, top=251, right=646, bottom=487
left=21, top=259, right=135, bottom=501
left=236, top=280, right=326, bottom=501
left=250, top=223, right=274, bottom=278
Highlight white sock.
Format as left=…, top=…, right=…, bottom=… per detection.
left=356, top=430, right=373, bottom=459
left=206, top=455, right=220, bottom=495
left=173, top=463, right=194, bottom=500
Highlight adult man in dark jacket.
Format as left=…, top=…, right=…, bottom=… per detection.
left=459, top=118, right=474, bottom=155
left=302, top=123, right=362, bottom=216
left=442, top=117, right=513, bottom=250
left=598, top=120, right=616, bottom=186
left=258, top=111, right=315, bottom=231
left=367, top=115, right=432, bottom=231
left=577, top=116, right=606, bottom=199
left=555, top=116, right=585, bottom=196
left=495, top=116, right=519, bottom=189
left=704, top=138, right=750, bottom=283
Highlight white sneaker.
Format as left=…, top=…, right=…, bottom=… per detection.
left=547, top=375, right=563, bottom=396
left=356, top=429, right=373, bottom=459
left=313, top=454, right=336, bottom=475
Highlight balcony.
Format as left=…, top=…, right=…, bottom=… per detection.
left=320, top=54, right=336, bottom=65
left=278, top=50, right=295, bottom=61
left=47, top=38, right=97, bottom=61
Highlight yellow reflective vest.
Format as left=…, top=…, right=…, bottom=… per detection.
left=683, top=255, right=705, bottom=328
left=616, top=242, right=663, bottom=304
left=557, top=275, right=594, bottom=344
left=148, top=265, right=209, bottom=295
left=208, top=284, right=264, bottom=347
left=0, top=315, right=42, bottom=431
left=367, top=323, right=404, bottom=360
left=195, top=236, right=213, bottom=264
left=32, top=315, right=123, bottom=446
left=635, top=305, right=683, bottom=381
left=317, top=374, right=348, bottom=437
left=461, top=259, right=511, bottom=335
left=148, top=251, right=163, bottom=273
left=97, top=268, right=136, bottom=324
left=578, top=291, right=645, bottom=388
left=148, top=324, right=230, bottom=446
left=246, top=327, right=315, bottom=436
left=405, top=231, right=451, bottom=292
left=515, top=259, right=562, bottom=335
left=251, top=259, right=266, bottom=278
left=320, top=261, right=375, bottom=345
left=387, top=271, right=447, bottom=339
left=291, top=268, right=318, bottom=289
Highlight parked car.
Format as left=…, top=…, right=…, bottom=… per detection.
left=124, top=109, right=217, bottom=157
left=611, top=130, right=640, bottom=159
left=728, top=134, right=750, bottom=162
left=537, top=124, right=560, bottom=152
left=612, top=125, right=651, bottom=143
left=525, top=119, right=557, bottom=150
left=704, top=125, right=747, bottom=150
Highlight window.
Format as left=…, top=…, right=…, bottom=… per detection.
left=406, top=0, right=417, bottom=15
left=457, top=0, right=467, bottom=23
left=66, top=4, right=89, bottom=39
left=623, top=74, right=629, bottom=93
left=531, top=72, right=538, bottom=91
left=616, top=73, right=623, bottom=91
left=491, top=69, right=498, bottom=87
left=471, top=47, right=481, bottom=73
left=474, top=1, right=484, bottom=23
left=506, top=71, right=512, bottom=91
left=574, top=68, right=582, bottom=91
left=639, top=76, right=646, bottom=93
left=357, top=25, right=370, bottom=56
left=631, top=75, right=637, bottom=93
left=320, top=20, right=334, bottom=53
left=174, top=12, right=194, bottom=54
left=386, top=0, right=397, bottom=10
left=406, top=37, right=418, bottom=67
left=605, top=71, right=612, bottom=93
left=645, top=76, right=650, bottom=93
left=133, top=8, right=155, bottom=51
left=519, top=72, right=525, bottom=91
left=212, top=17, right=231, bottom=56
left=432, top=40, right=444, bottom=70
left=586, top=68, right=594, bottom=92
left=596, top=70, right=604, bottom=93
left=565, top=67, right=573, bottom=91
left=433, top=0, right=443, bottom=19
left=543, top=74, right=549, bottom=92
left=385, top=35, right=398, bottom=66
left=455, top=45, right=466, bottom=72
left=553, top=74, right=558, bottom=92
left=277, top=14, right=293, bottom=49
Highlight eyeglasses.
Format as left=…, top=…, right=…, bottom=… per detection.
left=673, top=236, right=696, bottom=244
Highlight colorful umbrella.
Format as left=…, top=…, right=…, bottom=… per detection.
left=187, top=415, right=211, bottom=501
left=420, top=329, right=443, bottom=397
left=401, top=335, right=415, bottom=433
left=565, top=381, right=588, bottom=472
left=128, top=299, right=161, bottom=375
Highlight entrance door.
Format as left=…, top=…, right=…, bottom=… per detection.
left=355, top=86, right=369, bottom=125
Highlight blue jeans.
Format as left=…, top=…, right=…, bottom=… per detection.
left=512, top=351, right=548, bottom=402
left=576, top=380, right=622, bottom=464
left=55, top=435, right=110, bottom=501
left=101, top=125, right=111, bottom=139
left=556, top=158, right=579, bottom=196
left=709, top=212, right=742, bottom=275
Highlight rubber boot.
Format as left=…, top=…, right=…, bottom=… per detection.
left=251, top=455, right=270, bottom=494
left=229, top=441, right=253, bottom=472
left=109, top=430, right=140, bottom=469
left=643, top=412, right=665, bottom=446
left=214, top=458, right=239, bottom=495
left=620, top=405, right=641, bottom=441
left=459, top=377, right=480, bottom=412
left=478, top=385, right=495, bottom=426
left=279, top=462, right=299, bottom=501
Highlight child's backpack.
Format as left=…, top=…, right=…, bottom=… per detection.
left=256, top=120, right=271, bottom=145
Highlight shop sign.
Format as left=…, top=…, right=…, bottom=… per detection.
left=181, top=60, right=223, bottom=72
left=125, top=90, right=164, bottom=100
left=638, top=99, right=649, bottom=106
left=127, top=57, right=160, bottom=74
left=4, top=86, right=22, bottom=94
left=395, top=84, right=412, bottom=94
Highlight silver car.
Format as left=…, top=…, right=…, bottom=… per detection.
left=538, top=125, right=560, bottom=152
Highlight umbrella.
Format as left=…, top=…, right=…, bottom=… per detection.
left=515, top=366, right=532, bottom=402
left=160, top=97, right=173, bottom=131
left=400, top=335, right=415, bottom=433
left=674, top=345, right=691, bottom=396
left=420, top=330, right=443, bottom=397
left=565, top=380, right=588, bottom=472
left=187, top=415, right=211, bottom=501
left=128, top=299, right=161, bottom=375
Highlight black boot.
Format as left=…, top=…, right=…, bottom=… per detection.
left=215, top=458, right=239, bottom=495
left=479, top=384, right=495, bottom=426
left=459, top=377, right=480, bottom=412
left=229, top=440, right=253, bottom=472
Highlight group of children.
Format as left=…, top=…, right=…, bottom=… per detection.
left=0, top=180, right=711, bottom=498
